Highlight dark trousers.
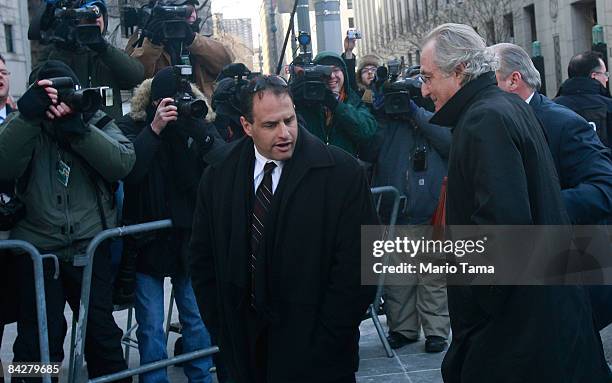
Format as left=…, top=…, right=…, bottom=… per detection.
left=12, top=243, right=129, bottom=382
left=588, top=285, right=612, bottom=331
left=244, top=308, right=357, bottom=383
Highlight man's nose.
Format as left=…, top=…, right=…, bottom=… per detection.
left=278, top=122, right=290, bottom=138
left=421, top=83, right=430, bottom=98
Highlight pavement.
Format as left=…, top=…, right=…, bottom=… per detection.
left=2, top=280, right=612, bottom=382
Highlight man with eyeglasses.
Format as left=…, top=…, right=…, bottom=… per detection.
left=190, top=74, right=378, bottom=383
left=556, top=51, right=612, bottom=148
left=420, top=24, right=609, bottom=382
left=0, top=53, right=18, bottom=383
left=0, top=55, right=14, bottom=125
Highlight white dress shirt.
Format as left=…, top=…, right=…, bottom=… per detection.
left=525, top=92, right=535, bottom=104
left=0, top=106, right=7, bottom=124
left=253, top=145, right=284, bottom=194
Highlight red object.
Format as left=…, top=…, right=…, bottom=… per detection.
left=430, top=177, right=447, bottom=240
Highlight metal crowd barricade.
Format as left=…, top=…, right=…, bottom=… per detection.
left=0, top=240, right=59, bottom=383
left=368, top=186, right=402, bottom=358
left=67, top=219, right=219, bottom=383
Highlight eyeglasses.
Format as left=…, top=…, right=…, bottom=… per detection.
left=0, top=70, right=10, bottom=77
left=245, top=75, right=288, bottom=94
left=592, top=71, right=610, bottom=79
left=416, top=73, right=430, bottom=85
left=362, top=66, right=377, bottom=74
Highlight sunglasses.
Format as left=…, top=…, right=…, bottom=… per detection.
left=245, top=75, right=288, bottom=94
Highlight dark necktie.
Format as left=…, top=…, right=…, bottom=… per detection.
left=250, top=161, right=277, bottom=306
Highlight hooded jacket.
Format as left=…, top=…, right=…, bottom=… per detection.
left=116, top=78, right=221, bottom=277
left=295, top=51, right=378, bottom=156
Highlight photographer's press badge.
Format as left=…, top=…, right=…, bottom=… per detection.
left=57, top=160, right=70, bottom=187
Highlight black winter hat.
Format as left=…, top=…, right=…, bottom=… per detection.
left=31, top=60, right=81, bottom=87
left=151, top=67, right=179, bottom=101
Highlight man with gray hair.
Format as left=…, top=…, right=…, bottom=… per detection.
left=491, top=43, right=612, bottom=226
left=421, top=24, right=609, bottom=382
left=493, top=42, right=612, bottom=376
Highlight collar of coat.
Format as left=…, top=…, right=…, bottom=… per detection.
left=429, top=71, right=497, bottom=127
left=210, top=123, right=335, bottom=174
left=128, top=78, right=214, bottom=123
left=557, top=76, right=611, bottom=98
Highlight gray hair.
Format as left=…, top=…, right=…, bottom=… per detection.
left=423, top=23, right=498, bottom=85
left=491, top=43, right=541, bottom=91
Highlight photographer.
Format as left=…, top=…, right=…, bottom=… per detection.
left=368, top=78, right=452, bottom=353
left=0, top=53, right=17, bottom=382
left=291, top=51, right=377, bottom=156
left=126, top=0, right=234, bottom=99
left=211, top=63, right=253, bottom=142
left=116, top=66, right=219, bottom=383
left=33, top=0, right=145, bottom=120
left=356, top=55, right=381, bottom=103
left=0, top=60, right=135, bottom=381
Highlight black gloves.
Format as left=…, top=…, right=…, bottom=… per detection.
left=323, top=88, right=339, bottom=111
left=147, top=19, right=196, bottom=46
left=147, top=19, right=165, bottom=45
left=17, top=84, right=52, bottom=121
left=289, top=76, right=306, bottom=104
left=182, top=22, right=196, bottom=46
left=86, top=36, right=108, bottom=54
left=54, top=114, right=89, bottom=139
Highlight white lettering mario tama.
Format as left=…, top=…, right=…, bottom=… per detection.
left=372, top=262, right=495, bottom=275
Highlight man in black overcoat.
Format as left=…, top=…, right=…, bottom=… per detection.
left=190, top=75, right=378, bottom=383
left=420, top=23, right=610, bottom=382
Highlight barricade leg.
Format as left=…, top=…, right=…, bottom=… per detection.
left=367, top=187, right=402, bottom=358
left=0, top=240, right=59, bottom=383
left=68, top=220, right=220, bottom=383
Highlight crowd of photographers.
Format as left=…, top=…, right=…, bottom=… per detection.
left=1, top=1, right=612, bottom=382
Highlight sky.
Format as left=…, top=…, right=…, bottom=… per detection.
left=211, top=0, right=262, bottom=48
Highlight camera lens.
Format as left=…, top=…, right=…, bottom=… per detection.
left=188, top=99, right=207, bottom=119
left=64, top=89, right=101, bottom=113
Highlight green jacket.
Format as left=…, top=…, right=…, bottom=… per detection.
left=295, top=51, right=378, bottom=156
left=0, top=112, right=136, bottom=260
left=36, top=44, right=145, bottom=120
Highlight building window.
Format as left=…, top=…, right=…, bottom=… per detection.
left=347, top=0, right=353, bottom=9
left=4, top=24, right=14, bottom=53
left=524, top=4, right=537, bottom=42
left=503, top=12, right=515, bottom=43
left=349, top=17, right=354, bottom=28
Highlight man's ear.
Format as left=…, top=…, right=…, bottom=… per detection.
left=510, top=71, right=522, bottom=90
left=240, top=116, right=253, bottom=137
left=453, top=63, right=466, bottom=80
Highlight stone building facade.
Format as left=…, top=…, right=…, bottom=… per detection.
left=0, top=0, right=33, bottom=99
left=353, top=0, right=611, bottom=96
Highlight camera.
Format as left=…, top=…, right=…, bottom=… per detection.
left=29, top=0, right=104, bottom=46
left=121, top=1, right=198, bottom=41
left=47, top=77, right=113, bottom=113
left=383, top=78, right=426, bottom=115
left=347, top=28, right=362, bottom=40
left=172, top=65, right=208, bottom=119
left=213, top=63, right=257, bottom=115
left=289, top=32, right=334, bottom=102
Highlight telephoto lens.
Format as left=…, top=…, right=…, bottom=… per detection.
left=175, top=95, right=208, bottom=119
left=47, top=76, right=102, bottom=113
